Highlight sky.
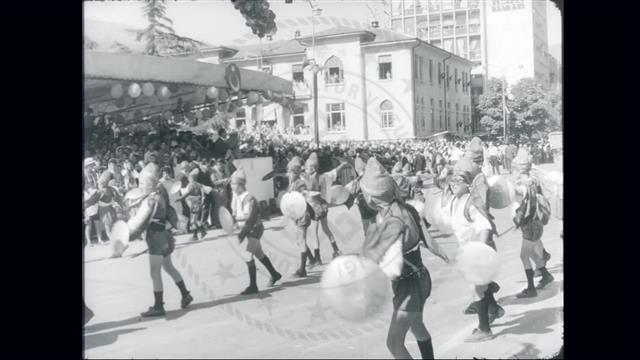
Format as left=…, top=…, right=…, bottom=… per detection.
left=84, top=0, right=562, bottom=63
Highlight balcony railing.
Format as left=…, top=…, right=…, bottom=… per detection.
left=455, top=25, right=467, bottom=35
left=469, top=50, right=481, bottom=60
left=429, top=26, right=441, bottom=37
left=469, top=24, right=480, bottom=34
left=442, top=26, right=454, bottom=37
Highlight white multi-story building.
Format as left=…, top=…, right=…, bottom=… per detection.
left=194, top=25, right=472, bottom=141
left=388, top=0, right=551, bottom=131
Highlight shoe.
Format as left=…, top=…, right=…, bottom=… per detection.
left=488, top=304, right=505, bottom=324
left=140, top=306, right=166, bottom=317
left=516, top=288, right=538, bottom=298
left=240, top=285, right=259, bottom=295
left=268, top=272, right=282, bottom=287
left=464, top=328, right=494, bottom=343
left=332, top=250, right=342, bottom=259
left=181, top=293, right=193, bottom=309
left=463, top=301, right=478, bottom=315
left=536, top=273, right=554, bottom=289
left=191, top=233, right=199, bottom=241
left=200, top=229, right=207, bottom=239
left=293, top=268, right=307, bottom=278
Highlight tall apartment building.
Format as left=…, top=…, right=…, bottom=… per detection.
left=388, top=0, right=551, bottom=133
left=192, top=25, right=472, bottom=141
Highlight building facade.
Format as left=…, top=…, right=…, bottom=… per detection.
left=388, top=0, right=550, bottom=132
left=195, top=26, right=472, bottom=141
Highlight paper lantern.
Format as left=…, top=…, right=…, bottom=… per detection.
left=128, top=83, right=141, bottom=98
left=110, top=83, right=124, bottom=98
left=321, top=255, right=391, bottom=322
left=142, top=82, right=155, bottom=97
left=246, top=91, right=260, bottom=106
left=157, top=85, right=171, bottom=100
left=206, top=86, right=219, bottom=99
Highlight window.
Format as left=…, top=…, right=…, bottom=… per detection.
left=429, top=59, right=433, bottom=84
left=419, top=56, right=424, bottom=82
left=443, top=38, right=454, bottom=54
left=429, top=0, right=441, bottom=12
left=456, top=37, right=468, bottom=58
left=429, top=15, right=441, bottom=37
left=325, top=56, right=344, bottom=84
left=455, top=68, right=458, bottom=92
left=292, top=103, right=307, bottom=129
left=380, top=100, right=394, bottom=129
left=455, top=12, right=467, bottom=35
left=261, top=63, right=272, bottom=74
left=455, top=103, right=459, bottom=129
left=443, top=14, right=454, bottom=37
left=430, top=98, right=435, bottom=130
left=420, top=98, right=425, bottom=128
left=442, top=0, right=454, bottom=11
left=470, top=36, right=481, bottom=60
left=292, top=64, right=304, bottom=83
left=438, top=62, right=442, bottom=86
left=392, top=0, right=403, bottom=17
left=447, top=102, right=451, bottom=129
left=378, top=55, right=392, bottom=80
left=235, top=108, right=246, bottom=128
left=439, top=100, right=443, bottom=129
left=446, top=65, right=450, bottom=89
left=469, top=10, right=480, bottom=33
left=414, top=55, right=418, bottom=80
left=326, top=103, right=346, bottom=132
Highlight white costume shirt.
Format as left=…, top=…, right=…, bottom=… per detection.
left=449, top=193, right=493, bottom=245
left=231, top=190, right=251, bottom=226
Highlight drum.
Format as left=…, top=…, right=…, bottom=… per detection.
left=280, top=191, right=307, bottom=220
left=218, top=206, right=236, bottom=235
left=329, top=185, right=350, bottom=206
left=487, top=175, right=515, bottom=209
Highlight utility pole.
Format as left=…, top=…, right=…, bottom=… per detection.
left=502, top=77, right=508, bottom=144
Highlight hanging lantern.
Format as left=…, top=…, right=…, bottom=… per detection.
left=246, top=91, right=260, bottom=106
left=110, top=83, right=124, bottom=98
left=142, top=82, right=155, bottom=97
left=128, top=83, right=141, bottom=98
left=157, top=85, right=171, bottom=100
left=206, top=86, right=219, bottom=99
left=168, top=84, right=180, bottom=93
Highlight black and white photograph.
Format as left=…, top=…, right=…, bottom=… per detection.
left=83, top=0, right=563, bottom=358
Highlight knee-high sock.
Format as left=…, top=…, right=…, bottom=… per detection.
left=525, top=269, right=535, bottom=290
left=313, top=248, right=321, bottom=263
left=175, top=281, right=189, bottom=297
left=299, top=252, right=307, bottom=271
left=477, top=298, right=490, bottom=332
left=258, top=255, right=279, bottom=278
left=247, top=260, right=257, bottom=288
left=417, top=339, right=434, bottom=359
left=153, top=291, right=164, bottom=308
left=305, top=246, right=314, bottom=261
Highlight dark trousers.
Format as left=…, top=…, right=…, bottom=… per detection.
left=210, top=191, right=226, bottom=228
left=201, top=193, right=213, bottom=225
left=504, top=158, right=512, bottom=173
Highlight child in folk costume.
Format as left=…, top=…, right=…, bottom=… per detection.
left=345, top=156, right=378, bottom=238
left=446, top=155, right=505, bottom=342
left=359, top=158, right=449, bottom=359
left=286, top=156, right=315, bottom=278
left=125, top=163, right=193, bottom=317
left=84, top=184, right=106, bottom=246
left=230, top=167, right=282, bottom=295
left=174, top=164, right=208, bottom=241
left=511, top=149, right=554, bottom=298
left=301, top=152, right=349, bottom=265
left=84, top=171, right=122, bottom=241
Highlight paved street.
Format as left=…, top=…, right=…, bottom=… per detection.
left=84, top=179, right=563, bottom=359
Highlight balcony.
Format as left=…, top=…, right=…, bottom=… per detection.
left=442, top=26, right=454, bottom=37
left=429, top=26, right=441, bottom=37
left=455, top=25, right=467, bottom=35
left=469, top=50, right=481, bottom=60
left=468, top=0, right=479, bottom=9
left=469, top=23, right=480, bottom=34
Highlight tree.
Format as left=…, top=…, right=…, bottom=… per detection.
left=477, top=78, right=508, bottom=137
left=509, top=78, right=560, bottom=140
left=230, top=0, right=277, bottom=38
left=137, top=0, right=205, bottom=56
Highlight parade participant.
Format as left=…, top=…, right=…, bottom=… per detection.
left=413, top=148, right=426, bottom=175
left=286, top=156, right=314, bottom=278
left=121, top=159, right=139, bottom=191
left=302, top=152, right=349, bottom=265
left=511, top=149, right=554, bottom=298
left=488, top=142, right=500, bottom=175
left=230, top=167, right=282, bottom=295
left=125, top=163, right=193, bottom=316
left=345, top=156, right=378, bottom=238
left=209, top=159, right=229, bottom=229
left=360, top=157, right=449, bottom=359
left=446, top=155, right=505, bottom=342
left=84, top=171, right=122, bottom=240
left=174, top=164, right=208, bottom=241
left=84, top=183, right=105, bottom=246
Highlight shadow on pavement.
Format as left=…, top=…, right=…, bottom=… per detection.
left=84, top=327, right=145, bottom=351
left=492, top=306, right=563, bottom=337
left=83, top=286, right=287, bottom=334
left=497, top=280, right=563, bottom=307
left=510, top=342, right=543, bottom=359
left=279, top=273, right=322, bottom=288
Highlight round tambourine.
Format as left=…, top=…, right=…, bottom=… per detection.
left=487, top=175, right=516, bottom=209
left=110, top=220, right=130, bottom=258
left=456, top=241, right=500, bottom=285
left=225, top=64, right=241, bottom=93
left=329, top=185, right=350, bottom=206
left=218, top=206, right=236, bottom=235
left=280, top=191, right=307, bottom=220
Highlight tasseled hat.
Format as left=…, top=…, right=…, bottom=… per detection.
left=287, top=156, right=303, bottom=174
left=98, top=171, right=113, bottom=187
left=512, top=148, right=532, bottom=172
left=465, top=137, right=484, bottom=164
left=230, top=167, right=247, bottom=185
left=138, top=163, right=160, bottom=195
left=360, top=158, right=397, bottom=199
left=305, top=152, right=319, bottom=168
